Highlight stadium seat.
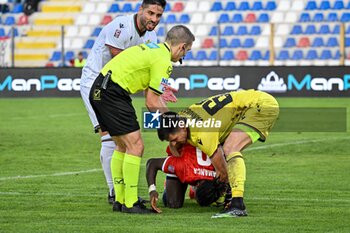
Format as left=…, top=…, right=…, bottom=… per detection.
left=320, top=49, right=332, bottom=59
left=306, top=50, right=318, bottom=59
left=277, top=50, right=289, bottom=60
left=229, top=38, right=241, bottom=48
left=65, top=51, right=75, bottom=61
left=291, top=0, right=305, bottom=11
left=179, top=14, right=190, bottom=23
left=165, top=14, right=176, bottom=24
left=332, top=25, right=340, bottom=34
left=265, top=1, right=276, bottom=10
left=50, top=51, right=62, bottom=61
left=319, top=1, right=331, bottom=10
left=245, top=13, right=256, bottom=23
left=236, top=50, right=248, bottom=60
left=222, top=50, right=234, bottom=60
left=209, top=26, right=218, bottom=36
left=257, top=13, right=269, bottom=23
left=232, top=14, right=243, bottom=23
left=249, top=25, right=261, bottom=35
left=83, top=2, right=95, bottom=13
left=121, top=3, right=133, bottom=12
left=184, top=51, right=194, bottom=60
left=134, top=3, right=141, bottom=12
left=284, top=38, right=296, bottom=48
left=4, top=16, right=16, bottom=25
left=271, top=12, right=284, bottom=23
left=101, top=15, right=113, bottom=25
left=277, top=0, right=290, bottom=11
left=202, top=38, right=214, bottom=48
left=252, top=2, right=263, bottom=11
left=218, top=14, right=230, bottom=23
left=340, top=13, right=350, bottom=22
left=242, top=38, right=254, bottom=48
left=198, top=1, right=211, bottom=12
left=190, top=13, right=203, bottom=24
left=333, top=1, right=344, bottom=9
left=204, top=12, right=218, bottom=24
left=298, top=37, right=311, bottom=47
left=195, top=50, right=208, bottom=60
left=236, top=26, right=248, bottom=35
left=83, top=39, right=95, bottom=49
left=249, top=50, right=262, bottom=60
left=12, top=3, right=23, bottom=13
left=263, top=51, right=270, bottom=60
left=172, top=2, right=184, bottom=12
left=17, top=14, right=28, bottom=25
left=91, top=27, right=102, bottom=37
left=346, top=37, right=350, bottom=46
left=292, top=50, right=303, bottom=60
left=318, top=25, right=330, bottom=34
left=326, top=37, right=338, bottom=47
left=327, top=13, right=338, bottom=22
left=208, top=50, right=218, bottom=60
left=284, top=12, right=298, bottom=23
left=108, top=4, right=120, bottom=13
left=305, top=25, right=316, bottom=34
left=299, top=13, right=311, bottom=22
left=225, top=2, right=236, bottom=11
left=96, top=2, right=109, bottom=14
left=238, top=1, right=250, bottom=11
left=313, top=13, right=324, bottom=22
left=222, top=26, right=234, bottom=36
left=210, top=1, right=222, bottom=11
left=0, top=28, right=6, bottom=37
left=164, top=3, right=171, bottom=12
left=346, top=25, right=350, bottom=34
left=291, top=25, right=303, bottom=35
left=311, top=37, right=324, bottom=47
left=305, top=1, right=317, bottom=10
left=157, top=27, right=165, bottom=36
left=334, top=50, right=340, bottom=59
left=219, top=38, right=228, bottom=48
left=347, top=2, right=350, bottom=9
left=184, top=1, right=197, bottom=12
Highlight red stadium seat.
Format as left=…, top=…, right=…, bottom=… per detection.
left=297, top=37, right=310, bottom=47
left=236, top=50, right=248, bottom=60
left=244, top=13, right=256, bottom=23
left=202, top=38, right=214, bottom=48
left=172, top=2, right=184, bottom=12
left=101, top=15, right=113, bottom=25
left=17, top=14, right=28, bottom=25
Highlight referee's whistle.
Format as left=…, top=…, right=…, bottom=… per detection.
left=101, top=70, right=112, bottom=90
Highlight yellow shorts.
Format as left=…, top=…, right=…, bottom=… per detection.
left=234, top=92, right=279, bottom=142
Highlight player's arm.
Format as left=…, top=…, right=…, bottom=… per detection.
left=209, top=146, right=228, bottom=183
left=106, top=45, right=123, bottom=57
left=146, top=158, right=166, bottom=213
left=145, top=88, right=169, bottom=113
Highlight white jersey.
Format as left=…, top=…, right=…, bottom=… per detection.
left=80, top=14, right=157, bottom=88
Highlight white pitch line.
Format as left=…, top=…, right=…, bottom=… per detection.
left=11, top=113, right=85, bottom=120
left=0, top=136, right=349, bottom=181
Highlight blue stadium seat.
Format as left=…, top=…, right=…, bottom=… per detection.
left=222, top=50, right=234, bottom=60
left=4, top=16, right=15, bottom=25
left=257, top=13, right=269, bottom=23
left=108, top=4, right=120, bottom=13
left=12, top=3, right=23, bottom=13
left=225, top=2, right=236, bottom=11
left=318, top=25, right=330, bottom=34
left=311, top=37, right=324, bottom=47
left=320, top=49, right=332, bottom=59
left=91, top=27, right=102, bottom=37
left=232, top=13, right=243, bottom=23
left=157, top=27, right=165, bottom=36
left=346, top=25, right=350, bottom=34
left=7, top=28, right=18, bottom=37
left=236, top=25, right=248, bottom=35
left=263, top=51, right=270, bottom=60
left=238, top=1, right=250, bottom=11
left=165, top=14, right=177, bottom=24
left=340, top=13, right=350, bottom=22
left=242, top=38, right=254, bottom=48
left=347, top=2, right=350, bottom=9
left=65, top=51, right=75, bottom=61
left=222, top=26, right=234, bottom=36
left=333, top=1, right=344, bottom=9
left=334, top=50, right=341, bottom=59
left=306, top=50, right=318, bottom=60
left=319, top=1, right=331, bottom=10
left=195, top=50, right=207, bottom=60
left=251, top=1, right=263, bottom=11
left=208, top=50, right=218, bottom=60
left=265, top=1, right=276, bottom=10
left=184, top=51, right=194, bottom=60
left=164, top=3, right=171, bottom=12
left=346, top=37, right=350, bottom=46
left=211, top=2, right=223, bottom=11
left=291, top=25, right=303, bottom=35
left=305, top=1, right=317, bottom=10
left=313, top=13, right=324, bottom=22
left=284, top=38, right=296, bottom=48
left=0, top=28, right=5, bottom=37
left=299, top=13, right=311, bottom=22
left=121, top=3, right=133, bottom=12
left=81, top=51, right=88, bottom=59
left=305, top=25, right=316, bottom=34
left=327, top=13, right=338, bottom=22
left=229, top=38, right=241, bottom=48
left=292, top=50, right=303, bottom=60
left=249, top=50, right=262, bottom=60
left=209, top=26, right=218, bottom=36
left=219, top=38, right=228, bottom=48
left=179, top=14, right=190, bottom=23
left=50, top=51, right=62, bottom=61
left=134, top=3, right=141, bottom=12
left=84, top=39, right=95, bottom=49
left=326, top=37, right=338, bottom=47
left=332, top=25, right=340, bottom=34
left=249, top=25, right=261, bottom=35
left=218, top=13, right=230, bottom=23
left=277, top=50, right=289, bottom=60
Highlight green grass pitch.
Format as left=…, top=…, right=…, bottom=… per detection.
left=0, top=97, right=349, bottom=233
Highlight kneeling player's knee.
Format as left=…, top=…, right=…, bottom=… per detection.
left=167, top=200, right=183, bottom=209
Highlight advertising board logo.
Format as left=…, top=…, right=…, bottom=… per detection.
left=143, top=110, right=161, bottom=129
left=258, top=71, right=287, bottom=93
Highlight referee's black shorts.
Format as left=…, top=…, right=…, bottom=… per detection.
left=89, top=73, right=140, bottom=136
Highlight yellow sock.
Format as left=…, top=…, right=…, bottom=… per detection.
left=123, top=153, right=141, bottom=208
left=111, top=150, right=125, bottom=204
left=226, top=152, right=246, bottom=198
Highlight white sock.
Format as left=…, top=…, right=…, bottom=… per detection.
left=100, top=135, right=115, bottom=195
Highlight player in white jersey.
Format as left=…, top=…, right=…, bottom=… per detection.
left=80, top=0, right=166, bottom=204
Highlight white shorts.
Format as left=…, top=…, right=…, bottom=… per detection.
left=80, top=85, right=99, bottom=131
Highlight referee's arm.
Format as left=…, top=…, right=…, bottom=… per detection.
left=145, top=88, right=169, bottom=113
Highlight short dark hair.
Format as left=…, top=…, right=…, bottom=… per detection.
left=165, top=25, right=195, bottom=46
left=157, top=111, right=186, bottom=141
left=142, top=0, right=167, bottom=9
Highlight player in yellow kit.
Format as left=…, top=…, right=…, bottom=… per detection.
left=89, top=25, right=195, bottom=214
left=157, top=89, right=279, bottom=217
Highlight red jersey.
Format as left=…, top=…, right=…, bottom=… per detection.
left=162, top=144, right=216, bottom=185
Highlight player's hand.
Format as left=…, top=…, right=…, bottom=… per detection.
left=216, top=171, right=228, bottom=183
left=161, top=84, right=178, bottom=103
left=149, top=190, right=162, bottom=213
